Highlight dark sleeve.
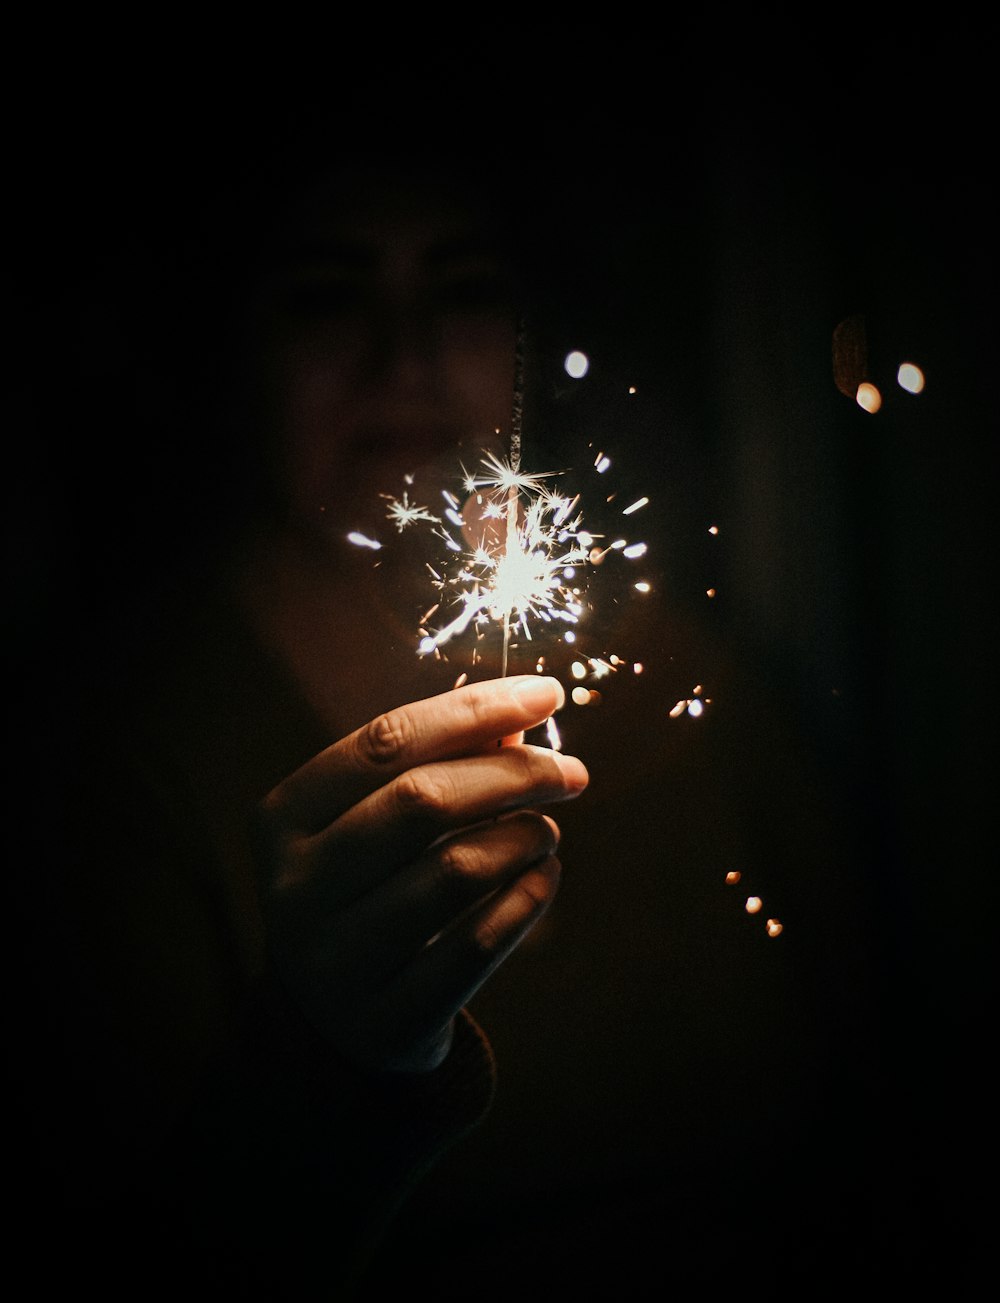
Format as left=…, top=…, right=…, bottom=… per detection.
left=11, top=710, right=496, bottom=1295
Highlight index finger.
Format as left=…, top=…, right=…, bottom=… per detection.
left=264, top=674, right=565, bottom=833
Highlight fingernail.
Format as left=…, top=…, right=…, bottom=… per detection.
left=509, top=675, right=565, bottom=713
left=555, top=752, right=589, bottom=793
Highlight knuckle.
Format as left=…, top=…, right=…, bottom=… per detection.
left=463, top=682, right=501, bottom=732
left=392, top=765, right=453, bottom=823
left=471, top=915, right=504, bottom=960
left=358, top=706, right=415, bottom=767
left=434, top=837, right=492, bottom=892
left=470, top=857, right=561, bottom=959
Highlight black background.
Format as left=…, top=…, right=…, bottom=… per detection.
left=9, top=18, right=993, bottom=1297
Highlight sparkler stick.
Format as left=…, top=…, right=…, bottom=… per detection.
left=500, top=319, right=527, bottom=677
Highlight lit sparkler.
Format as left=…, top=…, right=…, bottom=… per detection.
left=356, top=442, right=651, bottom=684
left=351, top=328, right=651, bottom=688
left=415, top=451, right=593, bottom=675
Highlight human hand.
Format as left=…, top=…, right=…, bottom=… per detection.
left=253, top=675, right=587, bottom=1074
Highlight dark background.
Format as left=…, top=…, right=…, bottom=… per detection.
left=9, top=20, right=993, bottom=1296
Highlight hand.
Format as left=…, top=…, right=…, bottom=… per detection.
left=253, top=675, right=588, bottom=1074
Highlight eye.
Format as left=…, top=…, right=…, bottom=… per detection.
left=277, top=275, right=370, bottom=320
left=427, top=251, right=517, bottom=315
left=430, top=272, right=515, bottom=313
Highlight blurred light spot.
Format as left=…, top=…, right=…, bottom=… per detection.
left=570, top=661, right=587, bottom=680
left=745, top=896, right=763, bottom=914
left=623, top=497, right=649, bottom=515
left=633, top=663, right=643, bottom=674
left=571, top=686, right=591, bottom=705
left=565, top=350, right=589, bottom=379
left=766, top=918, right=784, bottom=937
left=564, top=630, right=576, bottom=644
left=563, top=566, right=576, bottom=578
left=546, top=716, right=562, bottom=749
left=897, top=362, right=925, bottom=393
left=454, top=672, right=468, bottom=688
left=418, top=636, right=435, bottom=654
left=726, top=870, right=741, bottom=884
left=595, top=455, right=611, bottom=473
left=687, top=699, right=704, bottom=717
left=856, top=382, right=882, bottom=413
left=623, top=542, right=647, bottom=559
left=347, top=532, right=382, bottom=550
left=708, top=524, right=719, bottom=535
left=669, top=700, right=688, bottom=718
left=706, top=587, right=716, bottom=598
left=634, top=581, right=651, bottom=593
left=628, top=385, right=636, bottom=394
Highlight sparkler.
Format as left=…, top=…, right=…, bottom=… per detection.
left=368, top=439, right=649, bottom=685
left=365, top=324, right=651, bottom=683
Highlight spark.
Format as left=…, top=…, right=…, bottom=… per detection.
left=377, top=449, right=648, bottom=677
left=382, top=492, right=441, bottom=533
left=347, top=531, right=382, bottom=550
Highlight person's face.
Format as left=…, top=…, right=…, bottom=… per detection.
left=249, top=165, right=521, bottom=542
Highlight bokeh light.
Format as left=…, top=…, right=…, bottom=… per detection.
left=564, top=350, right=589, bottom=379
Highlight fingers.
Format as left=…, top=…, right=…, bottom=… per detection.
left=326, top=811, right=561, bottom=977
left=265, top=675, right=566, bottom=834
left=285, top=743, right=586, bottom=904
left=369, top=853, right=562, bottom=1068
left=293, top=814, right=563, bottom=1073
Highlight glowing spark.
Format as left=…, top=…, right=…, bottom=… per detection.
left=364, top=435, right=649, bottom=692
left=382, top=492, right=441, bottom=532
left=412, top=453, right=602, bottom=671
left=348, top=532, right=382, bottom=550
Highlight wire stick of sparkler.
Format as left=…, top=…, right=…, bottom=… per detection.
left=501, top=318, right=527, bottom=677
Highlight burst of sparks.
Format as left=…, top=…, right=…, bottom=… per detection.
left=372, top=450, right=649, bottom=673
left=382, top=491, right=440, bottom=532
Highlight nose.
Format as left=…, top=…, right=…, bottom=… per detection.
left=366, top=298, right=441, bottom=395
